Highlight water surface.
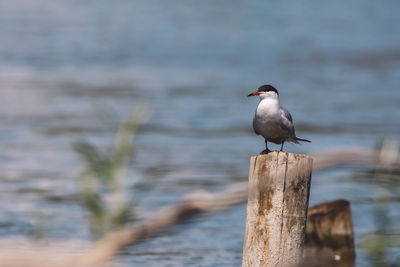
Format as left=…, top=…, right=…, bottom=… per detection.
left=0, top=0, right=400, bottom=266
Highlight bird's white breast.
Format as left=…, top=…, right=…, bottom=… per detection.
left=253, top=98, right=283, bottom=139
left=256, top=98, right=280, bottom=117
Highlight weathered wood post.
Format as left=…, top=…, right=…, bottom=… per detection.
left=242, top=152, right=313, bottom=267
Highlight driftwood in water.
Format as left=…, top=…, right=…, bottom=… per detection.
left=303, top=199, right=355, bottom=267
left=0, top=182, right=250, bottom=267
left=0, top=145, right=397, bottom=266
left=242, top=152, right=313, bottom=267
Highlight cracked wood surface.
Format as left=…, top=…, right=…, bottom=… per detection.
left=242, top=152, right=313, bottom=267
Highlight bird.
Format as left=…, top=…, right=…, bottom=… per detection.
left=248, top=84, right=310, bottom=154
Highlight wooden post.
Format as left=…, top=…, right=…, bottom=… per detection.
left=303, top=199, right=355, bottom=266
left=242, top=152, right=313, bottom=267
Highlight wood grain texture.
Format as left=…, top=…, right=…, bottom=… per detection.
left=242, top=152, right=313, bottom=267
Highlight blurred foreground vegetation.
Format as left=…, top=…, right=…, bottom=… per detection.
left=74, top=104, right=149, bottom=240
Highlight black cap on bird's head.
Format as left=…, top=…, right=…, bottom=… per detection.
left=257, top=85, right=279, bottom=95
left=248, top=84, right=279, bottom=97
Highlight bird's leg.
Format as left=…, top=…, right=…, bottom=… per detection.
left=261, top=140, right=271, bottom=154
left=280, top=142, right=285, bottom=152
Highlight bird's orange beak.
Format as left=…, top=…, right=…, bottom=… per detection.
left=248, top=91, right=260, bottom=97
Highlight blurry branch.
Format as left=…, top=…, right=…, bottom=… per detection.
left=74, top=104, right=149, bottom=240
left=0, top=182, right=248, bottom=267
left=1, top=140, right=399, bottom=266
left=79, top=139, right=400, bottom=265
left=313, top=139, right=399, bottom=171
left=79, top=182, right=249, bottom=266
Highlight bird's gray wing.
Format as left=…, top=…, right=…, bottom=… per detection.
left=279, top=107, right=296, bottom=138
left=281, top=107, right=293, bottom=123
left=252, top=115, right=261, bottom=135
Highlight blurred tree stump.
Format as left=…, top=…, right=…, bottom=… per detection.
left=303, top=199, right=355, bottom=267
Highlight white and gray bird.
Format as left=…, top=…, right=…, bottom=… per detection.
left=248, top=85, right=310, bottom=154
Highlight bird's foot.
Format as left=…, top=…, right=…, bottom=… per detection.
left=260, top=149, right=271, bottom=155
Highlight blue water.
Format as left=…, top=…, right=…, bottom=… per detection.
left=0, top=0, right=399, bottom=266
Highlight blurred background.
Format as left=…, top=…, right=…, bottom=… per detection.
left=0, top=0, right=399, bottom=266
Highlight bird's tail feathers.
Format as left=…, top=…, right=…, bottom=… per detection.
left=295, top=136, right=311, bottom=143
